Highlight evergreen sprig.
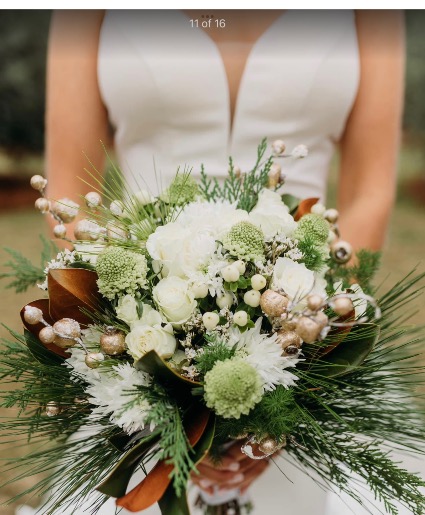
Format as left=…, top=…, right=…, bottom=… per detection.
left=144, top=387, right=196, bottom=497
left=199, top=138, right=273, bottom=212
left=0, top=235, right=56, bottom=293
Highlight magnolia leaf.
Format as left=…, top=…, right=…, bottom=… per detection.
left=193, top=414, right=216, bottom=466
left=317, top=323, right=380, bottom=377
left=281, top=193, right=300, bottom=214
left=294, top=197, right=320, bottom=221
left=96, top=431, right=160, bottom=498
left=116, top=407, right=210, bottom=512
left=158, top=483, right=190, bottom=515
left=135, top=350, right=201, bottom=388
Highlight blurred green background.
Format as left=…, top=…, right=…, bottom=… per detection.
left=0, top=10, right=424, bottom=514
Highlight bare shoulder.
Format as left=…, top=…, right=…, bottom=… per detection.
left=355, top=10, right=405, bottom=55
left=49, top=10, right=106, bottom=52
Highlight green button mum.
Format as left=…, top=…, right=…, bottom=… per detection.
left=222, top=221, right=265, bottom=261
left=204, top=357, right=263, bottom=419
left=294, top=214, right=329, bottom=245
left=96, top=246, right=148, bottom=300
left=162, top=174, right=199, bottom=206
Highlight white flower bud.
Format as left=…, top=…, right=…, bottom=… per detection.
left=311, top=202, right=326, bottom=216
left=216, top=292, right=233, bottom=309
left=30, top=174, right=47, bottom=192
left=192, top=282, right=209, bottom=299
left=85, top=191, right=102, bottom=209
left=221, top=265, right=240, bottom=283
left=35, top=197, right=50, bottom=214
left=202, top=312, right=220, bottom=331
left=244, top=290, right=261, bottom=308
left=233, top=310, right=248, bottom=327
left=291, top=144, right=309, bottom=158
left=23, top=305, right=44, bottom=325
left=272, top=139, right=286, bottom=155
left=251, top=274, right=267, bottom=291
left=53, top=224, right=67, bottom=239
left=110, top=200, right=125, bottom=217
left=233, top=260, right=246, bottom=275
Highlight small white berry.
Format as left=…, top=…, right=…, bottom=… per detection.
left=85, top=191, right=102, bottom=209
left=23, top=305, right=44, bottom=325
left=192, top=283, right=209, bottom=299
left=233, top=311, right=248, bottom=327
left=272, top=139, right=286, bottom=155
left=291, top=144, right=308, bottom=158
left=244, top=290, right=261, bottom=308
left=202, top=312, right=220, bottom=331
left=35, top=197, right=50, bottom=214
left=30, top=174, right=47, bottom=192
left=110, top=200, right=124, bottom=217
left=311, top=202, right=326, bottom=216
left=233, top=260, right=246, bottom=275
left=53, top=224, right=67, bottom=239
left=221, top=265, right=240, bottom=283
left=216, top=292, right=233, bottom=309
left=251, top=274, right=267, bottom=291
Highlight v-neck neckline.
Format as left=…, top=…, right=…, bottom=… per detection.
left=179, top=11, right=286, bottom=149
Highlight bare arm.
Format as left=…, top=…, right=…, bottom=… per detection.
left=46, top=10, right=110, bottom=212
left=338, top=10, right=405, bottom=251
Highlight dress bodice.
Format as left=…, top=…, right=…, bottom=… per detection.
left=98, top=9, right=359, bottom=201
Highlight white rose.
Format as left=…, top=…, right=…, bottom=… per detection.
left=272, top=257, right=315, bottom=301
left=153, top=276, right=197, bottom=325
left=125, top=323, right=176, bottom=361
left=147, top=223, right=216, bottom=278
left=116, top=295, right=139, bottom=325
left=249, top=190, right=297, bottom=239
left=146, top=223, right=189, bottom=276
left=73, top=242, right=105, bottom=265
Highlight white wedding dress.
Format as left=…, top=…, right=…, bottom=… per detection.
left=17, top=9, right=424, bottom=515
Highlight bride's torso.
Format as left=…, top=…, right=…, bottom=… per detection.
left=98, top=9, right=359, bottom=201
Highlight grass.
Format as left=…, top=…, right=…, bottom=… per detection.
left=0, top=143, right=424, bottom=513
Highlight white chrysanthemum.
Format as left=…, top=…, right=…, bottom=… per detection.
left=85, top=363, right=152, bottom=434
left=249, top=190, right=297, bottom=239
left=230, top=319, right=299, bottom=392
left=65, top=347, right=101, bottom=383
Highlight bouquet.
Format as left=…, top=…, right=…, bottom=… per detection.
left=1, top=139, right=425, bottom=515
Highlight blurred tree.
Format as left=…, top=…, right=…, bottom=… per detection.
left=0, top=11, right=50, bottom=155
left=404, top=11, right=425, bottom=135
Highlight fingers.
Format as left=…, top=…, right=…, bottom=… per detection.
left=201, top=453, right=242, bottom=471
left=195, top=464, right=245, bottom=485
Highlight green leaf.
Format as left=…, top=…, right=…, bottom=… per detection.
left=193, top=414, right=216, bottom=466
left=24, top=330, right=64, bottom=366
left=96, top=430, right=160, bottom=498
left=281, top=193, right=300, bottom=214
left=68, top=261, right=96, bottom=271
left=135, top=350, right=201, bottom=388
left=317, top=323, right=380, bottom=377
left=158, top=482, right=190, bottom=515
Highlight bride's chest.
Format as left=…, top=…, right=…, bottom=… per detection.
left=98, top=10, right=359, bottom=144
